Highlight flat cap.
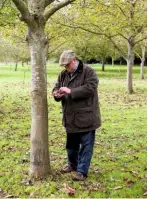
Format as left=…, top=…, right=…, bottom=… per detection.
left=59, top=50, right=76, bottom=66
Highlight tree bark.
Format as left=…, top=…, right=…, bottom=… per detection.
left=101, top=61, right=105, bottom=71
left=11, top=0, right=75, bottom=178
left=126, top=40, right=134, bottom=94
left=140, top=45, right=146, bottom=80
left=112, top=57, right=114, bottom=67
left=27, top=23, right=50, bottom=177
left=15, top=61, right=18, bottom=71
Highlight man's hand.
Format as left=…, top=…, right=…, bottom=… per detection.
left=59, top=87, right=71, bottom=94
left=52, top=90, right=64, bottom=98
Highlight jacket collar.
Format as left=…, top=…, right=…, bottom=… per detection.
left=77, top=60, right=83, bottom=73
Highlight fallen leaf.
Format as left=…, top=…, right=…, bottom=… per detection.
left=87, top=183, right=104, bottom=191
left=143, top=192, right=147, bottom=196
left=129, top=170, right=137, bottom=177
left=113, top=186, right=123, bottom=190
left=50, top=194, right=56, bottom=197
left=126, top=180, right=135, bottom=187
left=21, top=179, right=33, bottom=186
left=63, top=183, right=76, bottom=196
left=5, top=195, right=15, bottom=198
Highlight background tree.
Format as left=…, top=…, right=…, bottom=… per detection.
left=134, top=39, right=147, bottom=79
left=10, top=44, right=30, bottom=70
left=52, top=0, right=146, bottom=93
left=88, top=35, right=111, bottom=71
left=0, top=38, right=12, bottom=63
left=108, top=42, right=121, bottom=67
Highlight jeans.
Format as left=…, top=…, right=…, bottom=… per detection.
left=66, top=130, right=95, bottom=177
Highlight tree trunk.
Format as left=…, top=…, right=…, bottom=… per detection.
left=11, top=0, right=75, bottom=179
left=126, top=41, right=134, bottom=94
left=22, top=61, right=24, bottom=67
left=15, top=62, right=18, bottom=71
left=28, top=25, right=50, bottom=177
left=102, top=61, right=105, bottom=71
left=112, top=57, right=114, bottom=67
left=140, top=45, right=146, bottom=80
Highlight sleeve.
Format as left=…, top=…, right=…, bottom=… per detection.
left=71, top=68, right=99, bottom=99
left=52, top=73, right=63, bottom=102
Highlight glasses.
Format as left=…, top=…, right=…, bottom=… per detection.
left=61, top=61, right=72, bottom=67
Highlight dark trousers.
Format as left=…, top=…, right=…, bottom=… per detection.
left=66, top=130, right=95, bottom=176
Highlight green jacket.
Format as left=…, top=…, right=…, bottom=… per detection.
left=53, top=60, right=101, bottom=133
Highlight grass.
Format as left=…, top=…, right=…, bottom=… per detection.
left=0, top=63, right=147, bottom=198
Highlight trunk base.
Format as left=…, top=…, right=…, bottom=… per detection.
left=30, top=163, right=50, bottom=177
left=127, top=89, right=134, bottom=94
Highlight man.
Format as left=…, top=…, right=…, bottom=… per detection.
left=52, top=50, right=101, bottom=181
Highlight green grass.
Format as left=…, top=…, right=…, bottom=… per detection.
left=0, top=63, right=147, bottom=198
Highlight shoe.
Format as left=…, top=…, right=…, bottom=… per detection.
left=72, top=172, right=87, bottom=181
left=61, top=165, right=75, bottom=173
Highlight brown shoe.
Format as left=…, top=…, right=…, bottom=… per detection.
left=61, top=165, right=75, bottom=173
left=72, top=172, right=87, bottom=181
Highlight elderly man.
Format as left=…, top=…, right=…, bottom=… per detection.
left=52, top=50, right=101, bottom=181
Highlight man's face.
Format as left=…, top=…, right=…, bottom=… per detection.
left=63, top=59, right=76, bottom=72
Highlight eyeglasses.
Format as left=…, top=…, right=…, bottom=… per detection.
left=62, top=61, right=72, bottom=67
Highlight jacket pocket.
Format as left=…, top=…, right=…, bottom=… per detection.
left=64, top=112, right=74, bottom=127
left=74, top=109, right=94, bottom=128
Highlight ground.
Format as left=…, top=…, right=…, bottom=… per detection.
left=0, top=63, right=147, bottom=198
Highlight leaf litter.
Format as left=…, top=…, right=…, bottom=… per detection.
left=62, top=183, right=76, bottom=196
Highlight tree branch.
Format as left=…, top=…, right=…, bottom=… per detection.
left=48, top=41, right=66, bottom=56
left=114, top=3, right=127, bottom=18
left=134, top=36, right=147, bottom=45
left=44, top=0, right=75, bottom=22
left=134, top=50, right=142, bottom=60
left=52, top=17, right=127, bottom=58
left=11, top=0, right=31, bottom=24
left=52, top=18, right=102, bottom=35
left=107, top=36, right=127, bottom=59
left=45, top=0, right=54, bottom=8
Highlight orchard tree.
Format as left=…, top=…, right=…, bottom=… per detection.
left=134, top=40, right=147, bottom=79
left=10, top=44, right=21, bottom=71
left=47, top=20, right=111, bottom=68
left=108, top=42, right=121, bottom=67
left=83, top=0, right=146, bottom=93
left=1, top=20, right=30, bottom=66
left=10, top=0, right=75, bottom=177
left=89, top=35, right=111, bottom=71
left=9, top=44, right=30, bottom=70
left=53, top=0, right=146, bottom=93
left=0, top=38, right=11, bottom=62
left=68, top=32, right=111, bottom=70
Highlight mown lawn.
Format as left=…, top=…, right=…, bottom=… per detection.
left=0, top=63, right=147, bottom=198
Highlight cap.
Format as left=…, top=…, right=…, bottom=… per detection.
left=59, top=50, right=76, bottom=66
